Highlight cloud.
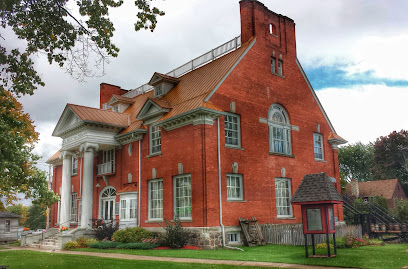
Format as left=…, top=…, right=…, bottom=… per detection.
left=316, top=84, right=408, bottom=144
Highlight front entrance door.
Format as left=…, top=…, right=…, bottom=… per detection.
left=100, top=187, right=116, bottom=221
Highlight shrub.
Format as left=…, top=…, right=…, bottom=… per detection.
left=160, top=218, right=191, bottom=249
left=112, top=227, right=154, bottom=243
left=315, top=243, right=334, bottom=249
left=63, top=241, right=80, bottom=250
left=89, top=241, right=120, bottom=249
left=76, top=237, right=98, bottom=248
left=93, top=219, right=118, bottom=241
left=116, top=242, right=158, bottom=250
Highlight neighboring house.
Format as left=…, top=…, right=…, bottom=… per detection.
left=46, top=0, right=346, bottom=248
left=0, top=212, right=20, bottom=242
left=345, top=179, right=408, bottom=208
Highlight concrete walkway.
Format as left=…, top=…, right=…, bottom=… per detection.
left=1, top=247, right=358, bottom=269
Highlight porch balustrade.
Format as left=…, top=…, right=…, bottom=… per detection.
left=97, top=160, right=115, bottom=175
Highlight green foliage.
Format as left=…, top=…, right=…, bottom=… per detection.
left=160, top=218, right=191, bottom=249
left=0, top=201, right=5, bottom=211
left=112, top=227, right=153, bottom=243
left=89, top=241, right=120, bottom=249
left=26, top=204, right=46, bottom=230
left=315, top=243, right=334, bottom=249
left=7, top=204, right=28, bottom=226
left=339, top=142, right=374, bottom=182
left=93, top=220, right=118, bottom=241
left=371, top=196, right=389, bottom=210
left=392, top=198, right=408, bottom=223
left=116, top=242, right=157, bottom=250
left=63, top=241, right=80, bottom=250
left=76, top=237, right=98, bottom=248
left=373, top=130, right=408, bottom=182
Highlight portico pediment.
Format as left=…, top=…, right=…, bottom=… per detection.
left=52, top=105, right=84, bottom=137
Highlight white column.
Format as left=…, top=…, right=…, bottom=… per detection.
left=80, top=143, right=99, bottom=228
left=59, top=151, right=73, bottom=226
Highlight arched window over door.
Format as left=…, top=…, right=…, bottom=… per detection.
left=268, top=104, right=291, bottom=155
left=99, top=187, right=116, bottom=221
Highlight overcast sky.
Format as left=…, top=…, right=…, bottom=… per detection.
left=12, top=0, right=408, bottom=173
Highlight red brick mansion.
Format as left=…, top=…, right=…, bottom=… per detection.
left=47, top=0, right=346, bottom=248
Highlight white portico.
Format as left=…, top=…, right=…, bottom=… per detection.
left=52, top=104, right=135, bottom=228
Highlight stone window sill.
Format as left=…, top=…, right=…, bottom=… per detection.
left=225, top=145, right=244, bottom=151
left=277, top=217, right=296, bottom=220
left=226, top=199, right=246, bottom=203
left=171, top=219, right=192, bottom=223
left=269, top=152, right=295, bottom=158
left=314, top=159, right=327, bottom=163
left=145, top=219, right=163, bottom=223
left=147, top=152, right=161, bottom=158
left=271, top=72, right=285, bottom=79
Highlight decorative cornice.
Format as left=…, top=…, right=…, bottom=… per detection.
left=115, top=129, right=147, bottom=145
left=156, top=107, right=224, bottom=131
left=328, top=137, right=348, bottom=149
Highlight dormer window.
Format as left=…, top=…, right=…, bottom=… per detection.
left=155, top=84, right=163, bottom=97
left=113, top=105, right=119, bottom=112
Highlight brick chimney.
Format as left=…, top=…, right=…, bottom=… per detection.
left=239, top=0, right=296, bottom=55
left=99, top=83, right=127, bottom=109
left=351, top=179, right=359, bottom=198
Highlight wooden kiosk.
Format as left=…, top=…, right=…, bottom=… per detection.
left=291, top=173, right=343, bottom=258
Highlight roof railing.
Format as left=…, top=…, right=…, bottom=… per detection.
left=113, top=35, right=242, bottom=104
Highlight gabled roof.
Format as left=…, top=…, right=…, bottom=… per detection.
left=0, top=211, right=20, bottom=218
left=46, top=149, right=61, bottom=163
left=291, top=173, right=343, bottom=204
left=345, top=179, right=401, bottom=200
left=108, top=95, right=134, bottom=106
left=149, top=72, right=180, bottom=86
left=68, top=104, right=129, bottom=127
left=136, top=98, right=170, bottom=121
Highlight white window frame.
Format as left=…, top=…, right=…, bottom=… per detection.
left=224, top=113, right=241, bottom=148
left=271, top=56, right=276, bottom=74
left=113, top=105, right=119, bottom=112
left=72, top=156, right=78, bottom=175
left=154, top=84, right=163, bottom=97
left=70, top=193, right=77, bottom=223
left=150, top=125, right=161, bottom=154
left=102, top=149, right=115, bottom=164
left=268, top=104, right=291, bottom=155
left=173, top=174, right=192, bottom=220
left=227, top=232, right=240, bottom=243
left=119, top=194, right=137, bottom=221
left=148, top=179, right=163, bottom=220
left=313, top=133, right=324, bottom=160
left=275, top=178, right=293, bottom=218
left=278, top=59, right=283, bottom=76
left=226, top=174, right=243, bottom=201
left=5, top=219, right=11, bottom=233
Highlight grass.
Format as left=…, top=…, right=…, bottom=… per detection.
left=72, top=243, right=408, bottom=269
left=0, top=250, right=271, bottom=269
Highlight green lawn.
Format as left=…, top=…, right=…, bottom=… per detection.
left=0, top=250, right=269, bottom=269
left=72, top=244, right=408, bottom=269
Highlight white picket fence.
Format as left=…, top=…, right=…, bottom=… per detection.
left=260, top=223, right=362, bottom=246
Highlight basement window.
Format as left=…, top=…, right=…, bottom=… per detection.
left=228, top=232, right=240, bottom=243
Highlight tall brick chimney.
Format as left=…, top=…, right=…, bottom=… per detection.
left=99, top=83, right=127, bottom=109
left=239, top=0, right=296, bottom=55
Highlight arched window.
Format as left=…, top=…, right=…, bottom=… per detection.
left=99, top=187, right=116, bottom=221
left=268, top=104, right=291, bottom=155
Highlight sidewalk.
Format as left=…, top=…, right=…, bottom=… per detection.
left=1, top=247, right=358, bottom=269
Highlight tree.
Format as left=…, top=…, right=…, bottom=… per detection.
left=0, top=91, right=58, bottom=205
left=373, top=130, right=408, bottom=182
left=0, top=1, right=164, bottom=203
left=339, top=142, right=374, bottom=182
left=26, top=203, right=46, bottom=230
left=7, top=204, right=28, bottom=226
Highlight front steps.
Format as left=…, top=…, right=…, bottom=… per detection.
left=29, top=234, right=59, bottom=250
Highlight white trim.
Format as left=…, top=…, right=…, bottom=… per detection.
left=173, top=174, right=192, bottom=220
left=226, top=174, right=243, bottom=201
left=98, top=186, right=116, bottom=220
left=275, top=177, right=293, bottom=218
left=148, top=179, right=163, bottom=221
left=224, top=112, right=241, bottom=148
left=295, top=58, right=336, bottom=134
left=204, top=38, right=257, bottom=102
left=313, top=133, right=324, bottom=161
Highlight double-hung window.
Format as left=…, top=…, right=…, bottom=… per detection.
left=120, top=200, right=127, bottom=219
left=70, top=193, right=77, bottom=222
left=278, top=59, right=283, bottom=76
left=224, top=113, right=241, bottom=147
left=148, top=179, right=163, bottom=220
left=275, top=178, right=293, bottom=217
left=97, top=149, right=115, bottom=175
left=227, top=174, right=243, bottom=201
left=271, top=57, right=276, bottom=74
left=150, top=125, right=161, bottom=154
left=313, top=133, right=324, bottom=160
left=72, top=157, right=78, bottom=175
left=268, top=104, right=291, bottom=155
left=174, top=174, right=192, bottom=220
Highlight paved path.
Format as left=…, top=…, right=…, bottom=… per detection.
left=1, top=247, right=358, bottom=269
